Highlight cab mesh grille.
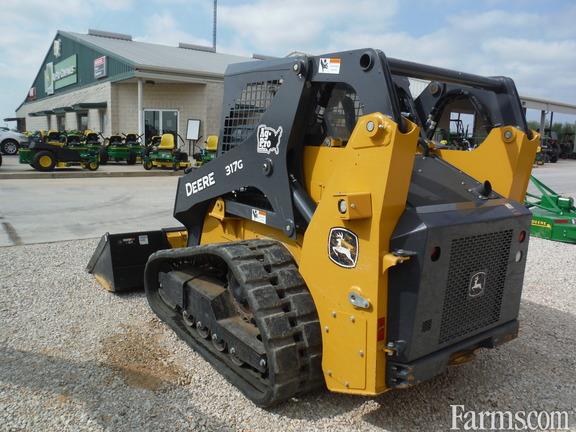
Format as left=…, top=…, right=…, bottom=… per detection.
left=221, top=80, right=282, bottom=154
left=439, top=230, right=513, bottom=344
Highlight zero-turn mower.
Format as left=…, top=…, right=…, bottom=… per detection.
left=88, top=49, right=539, bottom=406
left=526, top=176, right=576, bottom=243
left=142, top=133, right=191, bottom=170
left=19, top=129, right=100, bottom=171
left=83, top=130, right=103, bottom=153
left=100, top=133, right=143, bottom=165
left=193, top=135, right=218, bottom=166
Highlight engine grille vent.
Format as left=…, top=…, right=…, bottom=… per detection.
left=221, top=80, right=282, bottom=153
left=439, top=230, right=513, bottom=344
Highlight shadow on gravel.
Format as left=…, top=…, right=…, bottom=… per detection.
left=273, top=299, right=576, bottom=430
left=0, top=346, right=231, bottom=431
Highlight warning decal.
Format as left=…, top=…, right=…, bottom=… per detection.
left=318, top=58, right=341, bottom=74
left=251, top=209, right=267, bottom=224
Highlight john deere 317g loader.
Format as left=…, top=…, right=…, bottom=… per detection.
left=87, top=49, right=539, bottom=406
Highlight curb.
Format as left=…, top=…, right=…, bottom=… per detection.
left=0, top=170, right=185, bottom=180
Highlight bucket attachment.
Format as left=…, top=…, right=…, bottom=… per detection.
left=86, top=228, right=187, bottom=292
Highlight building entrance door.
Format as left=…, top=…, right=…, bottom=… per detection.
left=144, top=109, right=179, bottom=144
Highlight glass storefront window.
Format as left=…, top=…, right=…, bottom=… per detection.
left=144, top=109, right=178, bottom=144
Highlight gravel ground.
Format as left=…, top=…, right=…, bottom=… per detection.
left=0, top=237, right=575, bottom=431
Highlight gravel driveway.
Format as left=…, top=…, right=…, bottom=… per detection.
left=0, top=237, right=575, bottom=431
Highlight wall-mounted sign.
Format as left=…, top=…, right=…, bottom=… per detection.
left=54, top=55, right=77, bottom=90
left=53, top=39, right=62, bottom=58
left=94, top=56, right=107, bottom=79
left=44, top=62, right=54, bottom=95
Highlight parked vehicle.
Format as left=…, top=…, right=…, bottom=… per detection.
left=192, top=135, right=218, bottom=166
left=142, top=133, right=191, bottom=170
left=87, top=49, right=538, bottom=407
left=0, top=129, right=28, bottom=155
left=559, top=132, right=575, bottom=159
left=542, top=129, right=560, bottom=163
left=19, top=130, right=99, bottom=171
left=99, top=133, right=144, bottom=165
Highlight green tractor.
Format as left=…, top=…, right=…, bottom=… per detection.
left=526, top=176, right=576, bottom=243
left=559, top=132, right=575, bottom=159
left=142, top=133, right=191, bottom=171
left=99, top=133, right=143, bottom=165
left=19, top=130, right=100, bottom=171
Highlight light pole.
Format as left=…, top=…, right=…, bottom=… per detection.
left=213, top=0, right=217, bottom=51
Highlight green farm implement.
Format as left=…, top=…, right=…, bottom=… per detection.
left=526, top=176, right=576, bottom=243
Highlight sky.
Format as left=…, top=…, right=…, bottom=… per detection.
left=1, top=0, right=576, bottom=126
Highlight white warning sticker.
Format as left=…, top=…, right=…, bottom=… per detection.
left=318, top=58, right=341, bottom=74
left=138, top=235, right=149, bottom=245
left=251, top=209, right=267, bottom=224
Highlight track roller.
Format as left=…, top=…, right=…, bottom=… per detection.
left=144, top=239, right=324, bottom=406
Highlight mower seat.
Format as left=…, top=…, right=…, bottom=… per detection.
left=109, top=135, right=123, bottom=146
left=205, top=135, right=218, bottom=151
left=158, top=134, right=175, bottom=150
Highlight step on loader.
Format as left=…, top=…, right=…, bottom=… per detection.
left=88, top=49, right=539, bottom=406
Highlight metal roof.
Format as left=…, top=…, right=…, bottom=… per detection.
left=520, top=95, right=576, bottom=116
left=59, top=31, right=252, bottom=78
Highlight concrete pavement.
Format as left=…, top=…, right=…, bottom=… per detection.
left=529, top=159, right=576, bottom=198
left=0, top=176, right=180, bottom=247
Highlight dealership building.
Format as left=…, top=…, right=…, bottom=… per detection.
left=12, top=29, right=251, bottom=143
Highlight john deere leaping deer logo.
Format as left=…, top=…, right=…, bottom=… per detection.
left=257, top=124, right=282, bottom=155
left=328, top=228, right=359, bottom=268
left=468, top=271, right=487, bottom=298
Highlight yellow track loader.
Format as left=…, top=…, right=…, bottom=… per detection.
left=87, top=49, right=539, bottom=406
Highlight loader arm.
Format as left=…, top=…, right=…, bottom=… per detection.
left=400, top=63, right=540, bottom=202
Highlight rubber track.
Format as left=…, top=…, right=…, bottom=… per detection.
left=144, top=239, right=323, bottom=407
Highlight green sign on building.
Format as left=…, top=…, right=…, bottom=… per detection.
left=54, top=55, right=77, bottom=90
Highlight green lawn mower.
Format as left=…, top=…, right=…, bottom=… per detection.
left=142, top=133, right=191, bottom=171
left=84, top=130, right=103, bottom=153
left=19, top=130, right=100, bottom=171
left=192, top=135, right=217, bottom=166
left=526, top=176, right=576, bottom=244
left=99, top=133, right=144, bottom=165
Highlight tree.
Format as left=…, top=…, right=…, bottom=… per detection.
left=526, top=121, right=574, bottom=136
